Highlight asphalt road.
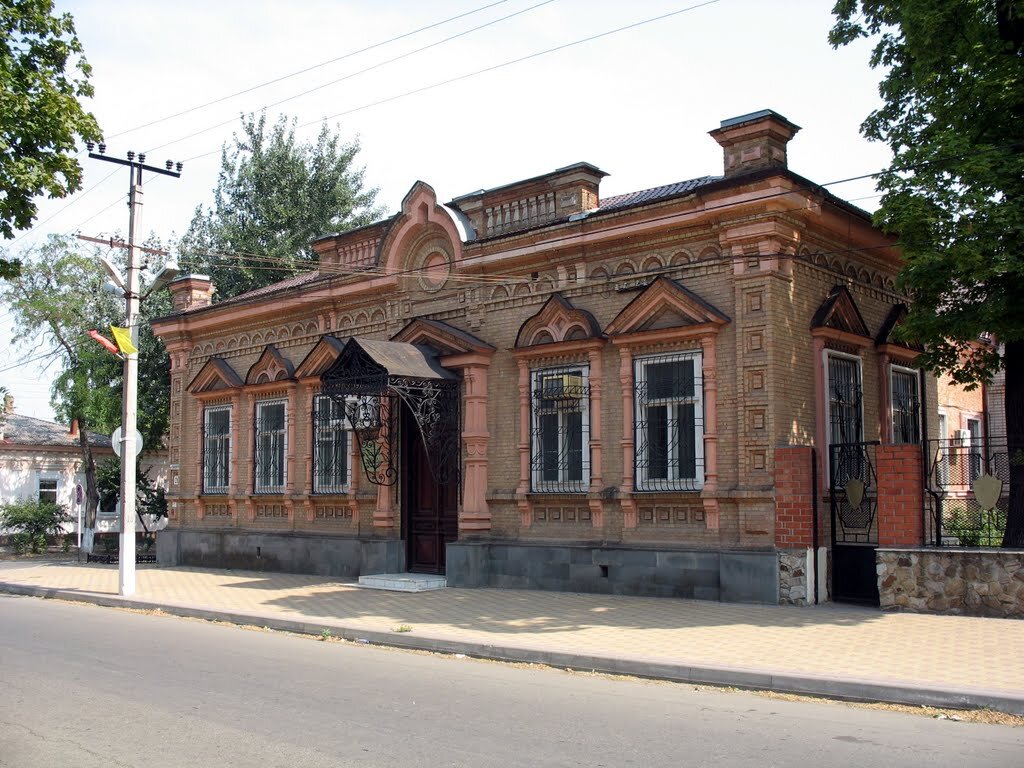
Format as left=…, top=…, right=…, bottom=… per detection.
left=1, top=593, right=1021, bottom=767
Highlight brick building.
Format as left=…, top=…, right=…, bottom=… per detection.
left=152, top=110, right=930, bottom=604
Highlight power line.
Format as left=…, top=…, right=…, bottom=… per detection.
left=144, top=0, right=556, bottom=156
left=105, top=0, right=519, bottom=140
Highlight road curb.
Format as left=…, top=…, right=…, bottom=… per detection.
left=4, top=582, right=1023, bottom=716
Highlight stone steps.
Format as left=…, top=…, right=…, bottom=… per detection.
left=357, top=573, right=447, bottom=592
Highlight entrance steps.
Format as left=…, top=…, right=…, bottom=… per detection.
left=357, top=573, right=447, bottom=592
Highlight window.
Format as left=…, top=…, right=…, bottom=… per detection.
left=827, top=353, right=863, bottom=445
left=890, top=365, right=921, bottom=444
left=203, top=406, right=231, bottom=494
left=313, top=395, right=350, bottom=493
left=936, top=412, right=949, bottom=484
left=530, top=366, right=590, bottom=492
left=37, top=478, right=58, bottom=506
left=634, top=352, right=704, bottom=491
left=967, top=417, right=983, bottom=482
left=254, top=400, right=287, bottom=493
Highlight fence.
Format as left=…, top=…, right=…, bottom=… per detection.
left=924, top=435, right=1008, bottom=547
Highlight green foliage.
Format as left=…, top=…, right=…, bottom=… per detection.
left=0, top=1, right=101, bottom=245
left=96, top=456, right=169, bottom=519
left=944, top=506, right=1007, bottom=548
left=1, top=498, right=72, bottom=552
left=180, top=113, right=384, bottom=299
left=830, top=0, right=1024, bottom=385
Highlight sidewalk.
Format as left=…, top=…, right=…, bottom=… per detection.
left=2, top=558, right=1023, bottom=715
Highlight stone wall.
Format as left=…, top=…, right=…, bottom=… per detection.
left=778, top=548, right=810, bottom=604
left=878, top=547, right=1024, bottom=618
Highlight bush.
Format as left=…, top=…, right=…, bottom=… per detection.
left=0, top=499, right=72, bottom=553
left=944, top=505, right=1007, bottom=547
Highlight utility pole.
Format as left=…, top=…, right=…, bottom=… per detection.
left=87, top=142, right=182, bottom=597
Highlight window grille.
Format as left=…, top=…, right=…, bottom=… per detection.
left=634, top=352, right=704, bottom=491
left=254, top=400, right=287, bottom=494
left=891, top=366, right=920, bottom=444
left=313, top=394, right=350, bottom=494
left=530, top=366, right=590, bottom=492
left=203, top=406, right=231, bottom=494
left=828, top=354, right=863, bottom=445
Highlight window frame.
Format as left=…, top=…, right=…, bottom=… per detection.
left=633, top=351, right=705, bottom=492
left=254, top=398, right=288, bottom=494
left=37, top=476, right=58, bottom=506
left=202, top=405, right=232, bottom=495
left=890, top=364, right=921, bottom=444
left=312, top=394, right=352, bottom=494
left=825, top=351, right=864, bottom=447
left=529, top=364, right=591, bottom=493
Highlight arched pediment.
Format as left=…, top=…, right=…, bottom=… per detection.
left=514, top=294, right=603, bottom=348
left=391, top=318, right=495, bottom=357
left=605, top=277, right=730, bottom=336
left=379, top=181, right=471, bottom=276
left=294, top=336, right=348, bottom=379
left=811, top=285, right=870, bottom=338
left=245, top=345, right=295, bottom=385
left=188, top=358, right=243, bottom=394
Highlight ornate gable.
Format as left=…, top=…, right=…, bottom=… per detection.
left=245, top=345, right=295, bottom=385
left=391, top=318, right=494, bottom=357
left=187, top=358, right=243, bottom=394
left=875, top=304, right=923, bottom=351
left=605, top=277, right=730, bottom=337
left=811, top=285, right=870, bottom=338
left=294, top=336, right=347, bottom=379
left=515, top=294, right=602, bottom=348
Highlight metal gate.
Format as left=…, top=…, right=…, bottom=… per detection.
left=829, top=441, right=879, bottom=604
left=925, top=435, right=1009, bottom=547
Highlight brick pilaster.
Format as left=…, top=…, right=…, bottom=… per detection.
left=774, top=446, right=815, bottom=548
left=876, top=444, right=924, bottom=547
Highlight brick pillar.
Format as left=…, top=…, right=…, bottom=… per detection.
left=774, top=446, right=815, bottom=547
left=876, top=444, right=924, bottom=546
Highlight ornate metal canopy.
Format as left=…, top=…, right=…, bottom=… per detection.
left=320, top=338, right=460, bottom=487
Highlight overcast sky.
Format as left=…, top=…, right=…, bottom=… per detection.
left=1, top=0, right=890, bottom=422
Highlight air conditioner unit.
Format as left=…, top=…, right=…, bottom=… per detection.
left=540, top=374, right=584, bottom=400
left=955, top=429, right=971, bottom=446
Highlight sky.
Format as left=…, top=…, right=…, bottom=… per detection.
left=0, top=0, right=891, bottom=422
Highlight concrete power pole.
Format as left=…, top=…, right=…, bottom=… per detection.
left=87, top=144, right=181, bottom=596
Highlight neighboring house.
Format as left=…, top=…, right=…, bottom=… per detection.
left=153, top=109, right=930, bottom=604
left=0, top=402, right=170, bottom=537
left=0, top=408, right=114, bottom=535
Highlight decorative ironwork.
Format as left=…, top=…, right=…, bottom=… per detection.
left=828, top=355, right=863, bottom=445
left=202, top=406, right=231, bottom=494
left=925, top=435, right=1008, bottom=547
left=829, top=441, right=879, bottom=544
left=321, top=339, right=460, bottom=487
left=530, top=366, right=590, bottom=493
left=253, top=400, right=287, bottom=493
left=891, top=367, right=921, bottom=444
left=633, top=352, right=704, bottom=492
left=312, top=394, right=350, bottom=493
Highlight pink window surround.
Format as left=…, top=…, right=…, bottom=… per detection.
left=611, top=331, right=722, bottom=530
left=604, top=276, right=729, bottom=530
left=244, top=383, right=296, bottom=523
left=877, top=344, right=920, bottom=443
left=812, top=328, right=871, bottom=482
left=512, top=338, right=606, bottom=529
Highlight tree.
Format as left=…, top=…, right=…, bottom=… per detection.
left=0, top=498, right=72, bottom=553
left=180, top=113, right=385, bottom=299
left=830, top=1, right=1024, bottom=546
left=0, top=235, right=122, bottom=542
left=0, top=1, right=101, bottom=277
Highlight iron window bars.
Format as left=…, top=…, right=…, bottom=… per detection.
left=530, top=366, right=590, bottom=493
left=203, top=406, right=231, bottom=494
left=633, top=352, right=705, bottom=492
left=254, top=400, right=287, bottom=494
left=890, top=365, right=921, bottom=444
left=313, top=394, right=351, bottom=494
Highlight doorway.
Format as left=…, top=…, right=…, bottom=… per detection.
left=401, top=403, right=458, bottom=574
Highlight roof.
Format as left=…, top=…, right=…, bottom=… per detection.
left=353, top=338, right=458, bottom=381
left=598, top=176, right=721, bottom=213
left=1, top=414, right=112, bottom=450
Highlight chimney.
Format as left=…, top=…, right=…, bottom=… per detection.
left=168, top=274, right=215, bottom=312
left=70, top=419, right=79, bottom=438
left=709, top=110, right=801, bottom=178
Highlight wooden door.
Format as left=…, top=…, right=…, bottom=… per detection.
left=402, top=405, right=458, bottom=574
